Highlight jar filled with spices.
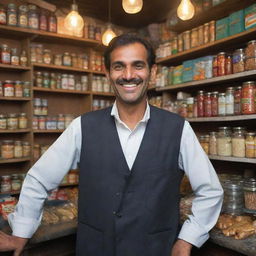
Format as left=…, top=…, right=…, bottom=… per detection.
left=204, top=92, right=212, bottom=117
left=18, top=5, right=28, bottom=28
left=7, top=113, right=18, bottom=129
left=63, top=52, right=71, bottom=66
left=61, top=74, right=68, bottom=89
left=209, top=20, right=215, bottom=42
left=1, top=44, right=11, bottom=64
left=245, top=40, right=256, bottom=70
left=15, top=81, right=23, bottom=97
left=217, top=127, right=232, bottom=156
left=48, top=12, right=57, bottom=33
left=18, top=113, right=28, bottom=129
left=217, top=52, right=226, bottom=76
left=0, top=5, right=7, bottom=25
left=183, top=31, right=190, bottom=51
left=203, top=23, right=210, bottom=44
left=232, top=127, right=245, bottom=158
left=14, top=140, right=23, bottom=158
left=218, top=93, right=226, bottom=116
left=199, top=135, right=210, bottom=154
left=225, top=55, right=233, bottom=75
left=39, top=9, right=48, bottom=31
left=54, top=54, right=62, bottom=66
left=212, top=55, right=218, bottom=77
left=187, top=97, right=194, bottom=118
left=234, top=86, right=242, bottom=115
left=209, top=131, right=217, bottom=155
left=11, top=48, right=19, bottom=66
left=43, top=72, right=50, bottom=88
left=245, top=132, right=255, bottom=158
left=1, top=140, right=14, bottom=159
left=43, top=49, right=52, bottom=64
left=3, top=80, right=14, bottom=97
left=11, top=174, right=21, bottom=191
left=1, top=175, right=12, bottom=193
left=0, top=114, right=7, bottom=130
left=225, top=87, right=234, bottom=115
left=198, top=25, right=204, bottom=46
left=20, top=50, right=28, bottom=66
left=23, top=81, right=30, bottom=97
left=211, top=91, right=218, bottom=117
left=191, top=28, right=199, bottom=48
left=233, top=49, right=245, bottom=73
left=28, top=4, right=39, bottom=30
left=197, top=90, right=204, bottom=117
left=35, top=71, right=43, bottom=87
left=22, top=142, right=31, bottom=157
left=7, top=3, right=17, bottom=26
left=243, top=178, right=256, bottom=211
left=241, top=81, right=255, bottom=115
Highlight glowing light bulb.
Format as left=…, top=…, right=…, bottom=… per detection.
left=177, top=0, right=195, bottom=21
left=102, top=25, right=116, bottom=46
left=64, top=4, right=84, bottom=31
left=122, top=0, right=143, bottom=14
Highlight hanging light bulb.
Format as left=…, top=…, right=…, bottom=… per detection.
left=177, top=0, right=195, bottom=21
left=102, top=24, right=116, bottom=46
left=64, top=1, right=84, bottom=32
left=122, top=0, right=143, bottom=14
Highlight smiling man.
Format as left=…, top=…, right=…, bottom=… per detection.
left=0, top=34, right=223, bottom=256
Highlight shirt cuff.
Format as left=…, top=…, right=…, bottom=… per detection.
left=8, top=212, right=42, bottom=238
left=178, top=219, right=209, bottom=248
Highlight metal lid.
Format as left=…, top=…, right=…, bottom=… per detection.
left=243, top=178, right=256, bottom=191
left=218, top=93, right=225, bottom=96
left=247, top=40, right=256, bottom=45
left=246, top=132, right=256, bottom=136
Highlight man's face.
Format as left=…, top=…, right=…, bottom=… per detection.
left=106, top=42, right=156, bottom=105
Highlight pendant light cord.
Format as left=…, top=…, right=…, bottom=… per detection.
left=108, top=0, right=111, bottom=23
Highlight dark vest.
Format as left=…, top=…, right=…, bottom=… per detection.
left=77, top=105, right=185, bottom=256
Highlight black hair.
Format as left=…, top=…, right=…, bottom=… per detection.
left=104, top=33, right=156, bottom=71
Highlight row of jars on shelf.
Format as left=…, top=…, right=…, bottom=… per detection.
left=33, top=98, right=48, bottom=116
left=199, top=127, right=256, bottom=158
left=34, top=72, right=89, bottom=91
left=33, top=114, right=75, bottom=131
left=91, top=76, right=112, bottom=93
left=92, top=99, right=114, bottom=111
left=157, top=20, right=216, bottom=58
left=0, top=113, right=28, bottom=130
left=0, top=173, right=26, bottom=193
left=0, top=44, right=28, bottom=66
left=0, top=80, right=31, bottom=98
left=0, top=3, right=57, bottom=32
left=0, top=140, right=31, bottom=160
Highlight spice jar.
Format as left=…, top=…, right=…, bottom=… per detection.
left=20, top=50, right=28, bottom=66
left=203, top=23, right=210, bottom=44
left=234, top=86, right=242, bottom=115
left=183, top=31, right=190, bottom=51
left=232, top=127, right=245, bottom=158
left=3, top=80, right=14, bottom=97
left=7, top=3, right=17, bottom=26
left=19, top=113, right=28, bottom=129
left=43, top=72, right=50, bottom=88
left=217, top=52, right=226, bottom=76
left=191, top=28, right=198, bottom=48
left=1, top=175, right=12, bottom=193
left=15, top=81, right=23, bottom=97
left=43, top=49, right=52, bottom=64
left=187, top=97, right=194, bottom=118
left=63, top=52, right=71, bottom=66
left=245, top=40, right=256, bottom=70
left=14, top=140, right=23, bottom=158
left=225, top=55, right=232, bottom=75
left=39, top=9, right=48, bottom=31
left=212, top=56, right=218, bottom=77
left=22, top=142, right=31, bottom=157
left=1, top=44, right=11, bottom=64
left=18, top=5, right=28, bottom=28
left=11, top=174, right=21, bottom=191
left=225, top=87, right=234, bottom=115
left=218, top=93, right=226, bottom=116
left=11, top=48, right=19, bottom=66
left=7, top=113, right=18, bottom=129
left=198, top=25, right=204, bottom=46
left=233, top=49, right=245, bottom=73
left=245, top=132, right=255, bottom=158
left=48, top=13, right=57, bottom=33
left=243, top=178, right=256, bottom=211
left=1, top=140, right=14, bottom=159
left=28, top=4, right=39, bottom=30
left=0, top=114, right=7, bottom=129
left=209, top=132, right=217, bottom=155
left=241, top=81, right=255, bottom=114
left=35, top=71, right=43, bottom=87
left=23, top=81, right=30, bottom=97
left=0, top=6, right=7, bottom=25
left=211, top=91, right=218, bottom=117
left=197, top=90, right=204, bottom=117
left=217, top=127, right=232, bottom=156
left=204, top=92, right=212, bottom=117
left=54, top=54, right=62, bottom=66
left=209, top=20, right=215, bottom=42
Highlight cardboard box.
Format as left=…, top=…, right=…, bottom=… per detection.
left=229, top=10, right=245, bottom=35
left=244, top=4, right=256, bottom=30
left=216, top=17, right=229, bottom=40
left=182, top=60, right=194, bottom=82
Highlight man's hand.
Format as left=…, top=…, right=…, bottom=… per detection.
left=0, top=231, right=28, bottom=256
left=171, top=239, right=192, bottom=256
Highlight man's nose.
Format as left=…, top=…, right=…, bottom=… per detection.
left=123, top=67, right=134, bottom=80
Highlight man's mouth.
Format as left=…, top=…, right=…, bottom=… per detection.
left=122, top=83, right=138, bottom=88
left=116, top=78, right=143, bottom=88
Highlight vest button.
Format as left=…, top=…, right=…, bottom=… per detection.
left=113, top=211, right=122, bottom=217
left=116, top=192, right=120, bottom=196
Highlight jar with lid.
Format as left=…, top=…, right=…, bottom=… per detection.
left=1, top=44, right=11, bottom=64
left=199, top=135, right=209, bottom=154
left=211, top=91, right=218, bottom=116
left=63, top=52, right=71, bottom=66
left=32, top=116, right=38, bottom=129
left=179, top=102, right=188, bottom=118
left=68, top=75, right=75, bottom=90
left=191, top=28, right=199, bottom=48
left=57, top=114, right=65, bottom=130
left=234, top=86, right=242, bottom=115
left=23, top=81, right=30, bottom=97
left=204, top=92, right=212, bottom=117
left=3, top=80, right=14, bottom=97
left=19, top=113, right=28, bottom=129
left=43, top=49, right=52, bottom=64
left=225, top=87, right=234, bottom=115
left=245, top=132, right=255, bottom=158
left=217, top=127, right=232, bottom=156
left=0, top=5, right=7, bottom=25
left=39, top=9, right=48, bottom=31
left=187, top=97, right=194, bottom=118
left=7, top=3, right=17, bottom=26
left=217, top=52, right=226, bottom=76
left=218, top=93, right=226, bottom=116
left=82, top=54, right=89, bottom=69
left=233, top=49, right=245, bottom=73
left=15, top=81, right=23, bottom=97
left=171, top=37, right=178, bottom=54
left=35, top=44, right=43, bottom=63
left=243, top=178, right=256, bottom=211
left=35, top=71, right=43, bottom=87
left=48, top=13, right=57, bottom=33
left=177, top=34, right=183, bottom=52
left=245, top=40, right=256, bottom=58
left=71, top=53, right=78, bottom=67
left=7, top=113, right=18, bottom=129
left=198, top=25, right=204, bottom=46
left=11, top=48, right=19, bottom=66
left=209, top=21, right=215, bottom=42
left=22, top=142, right=31, bottom=157
left=50, top=73, right=57, bottom=89
left=18, top=5, right=28, bottom=28
left=61, top=74, right=68, bottom=89
left=223, top=180, right=244, bottom=215
left=20, top=50, right=28, bottom=66
left=203, top=23, right=210, bottom=44
left=197, top=90, right=204, bottom=117
left=241, top=81, right=255, bottom=114
left=225, top=55, right=232, bottom=75
left=56, top=74, right=62, bottom=89
left=54, top=54, right=62, bottom=66
left=232, top=127, right=245, bottom=158
left=43, top=72, right=50, bottom=88
left=38, top=116, right=46, bottom=130
left=212, top=56, right=218, bottom=77
left=28, top=5, right=39, bottom=30
left=11, top=174, right=21, bottom=191
left=209, top=132, right=217, bottom=155
left=0, top=114, right=7, bottom=130
left=41, top=99, right=48, bottom=115
left=183, top=31, right=190, bottom=51
left=1, top=140, right=14, bottom=159
left=14, top=140, right=23, bottom=158
left=1, top=175, right=12, bottom=193
left=245, top=56, right=256, bottom=71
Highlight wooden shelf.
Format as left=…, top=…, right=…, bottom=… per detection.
left=33, top=63, right=92, bottom=73
left=0, top=96, right=31, bottom=101
left=0, top=190, right=20, bottom=196
left=91, top=91, right=115, bottom=97
left=0, top=129, right=30, bottom=133
left=0, top=63, right=31, bottom=71
left=187, top=114, right=256, bottom=122
left=33, top=87, right=90, bottom=95
left=91, top=70, right=105, bottom=75
left=33, top=129, right=64, bottom=133
left=156, top=27, right=256, bottom=65
left=59, top=183, right=78, bottom=187
left=156, top=70, right=256, bottom=91
left=0, top=157, right=30, bottom=164
left=208, top=155, right=256, bottom=164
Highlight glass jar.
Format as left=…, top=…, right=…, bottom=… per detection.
left=43, top=49, right=52, bottom=64
left=20, top=50, right=28, bottom=66
left=14, top=140, right=23, bottom=158
left=243, top=178, right=256, bottom=211
left=11, top=174, right=21, bottom=191
left=32, top=116, right=38, bottom=130
left=71, top=53, right=78, bottom=67
left=209, top=20, right=215, bottom=42
left=177, top=34, right=183, bottom=52
left=68, top=75, right=75, bottom=90
left=241, top=81, right=255, bottom=115
left=199, top=135, right=209, bottom=154
left=245, top=132, right=255, bottom=158
left=3, top=80, right=14, bottom=97
left=179, top=102, right=188, bottom=118
left=204, top=92, right=212, bottom=117
left=19, top=113, right=28, bottom=129
left=38, top=116, right=46, bottom=130
left=0, top=6, right=7, bottom=25
left=183, top=31, right=190, bottom=51
left=198, top=25, right=204, bottom=46
left=225, top=55, right=232, bottom=75
left=22, top=142, right=31, bottom=157
left=35, top=71, right=43, bottom=87
left=197, top=90, right=204, bottom=117
left=57, top=114, right=65, bottom=130
left=48, top=13, right=57, bottom=33
left=234, top=86, right=242, bottom=115
left=39, top=9, right=48, bottom=31
left=232, top=127, right=245, bottom=158
left=218, top=93, right=226, bottom=116
left=211, top=91, right=218, bottom=117
left=1, top=44, right=11, bottom=64
left=35, top=44, right=43, bottom=63
left=7, top=113, right=18, bottom=129
left=15, top=81, right=23, bottom=97
left=28, top=5, right=39, bottom=30
left=1, top=175, right=12, bottom=193
left=217, top=127, right=232, bottom=156
left=245, top=56, right=256, bottom=71
left=1, top=140, right=14, bottom=159
left=0, top=114, right=7, bottom=130
left=225, top=87, right=234, bottom=115
left=187, top=97, right=194, bottom=118
left=7, top=3, right=17, bottom=26
left=61, top=74, right=68, bottom=89
left=43, top=72, right=50, bottom=88
left=203, top=23, right=210, bottom=44
left=54, top=54, right=62, bottom=66
left=50, top=73, right=57, bottom=89
left=209, top=131, right=217, bottom=155
left=171, top=37, right=178, bottom=54
left=245, top=40, right=256, bottom=58
left=233, top=49, right=245, bottom=73
left=212, top=55, right=218, bottom=77
left=63, top=52, right=71, bottom=66
left=11, top=48, right=19, bottom=66
left=217, top=52, right=226, bottom=76
left=23, top=81, right=30, bottom=97
left=18, top=5, right=28, bottom=28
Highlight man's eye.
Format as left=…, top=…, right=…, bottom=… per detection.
left=113, top=65, right=123, bottom=70
left=135, top=64, right=144, bottom=69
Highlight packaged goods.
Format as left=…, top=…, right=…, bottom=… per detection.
left=182, top=60, right=194, bottom=82
left=216, top=17, right=229, bottom=40
left=204, top=56, right=213, bottom=79
left=193, top=58, right=205, bottom=80
left=244, top=4, right=256, bottom=30
left=229, top=10, right=245, bottom=36
left=232, top=127, right=245, bottom=158
left=243, top=178, right=256, bottom=210
left=173, top=65, right=183, bottom=84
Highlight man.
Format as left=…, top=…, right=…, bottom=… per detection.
left=0, top=33, right=223, bottom=256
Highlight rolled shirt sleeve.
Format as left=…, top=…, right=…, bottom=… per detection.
left=178, top=121, right=224, bottom=247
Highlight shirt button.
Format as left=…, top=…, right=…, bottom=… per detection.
left=116, top=192, right=120, bottom=196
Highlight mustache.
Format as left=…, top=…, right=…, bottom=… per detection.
left=116, top=78, right=143, bottom=85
